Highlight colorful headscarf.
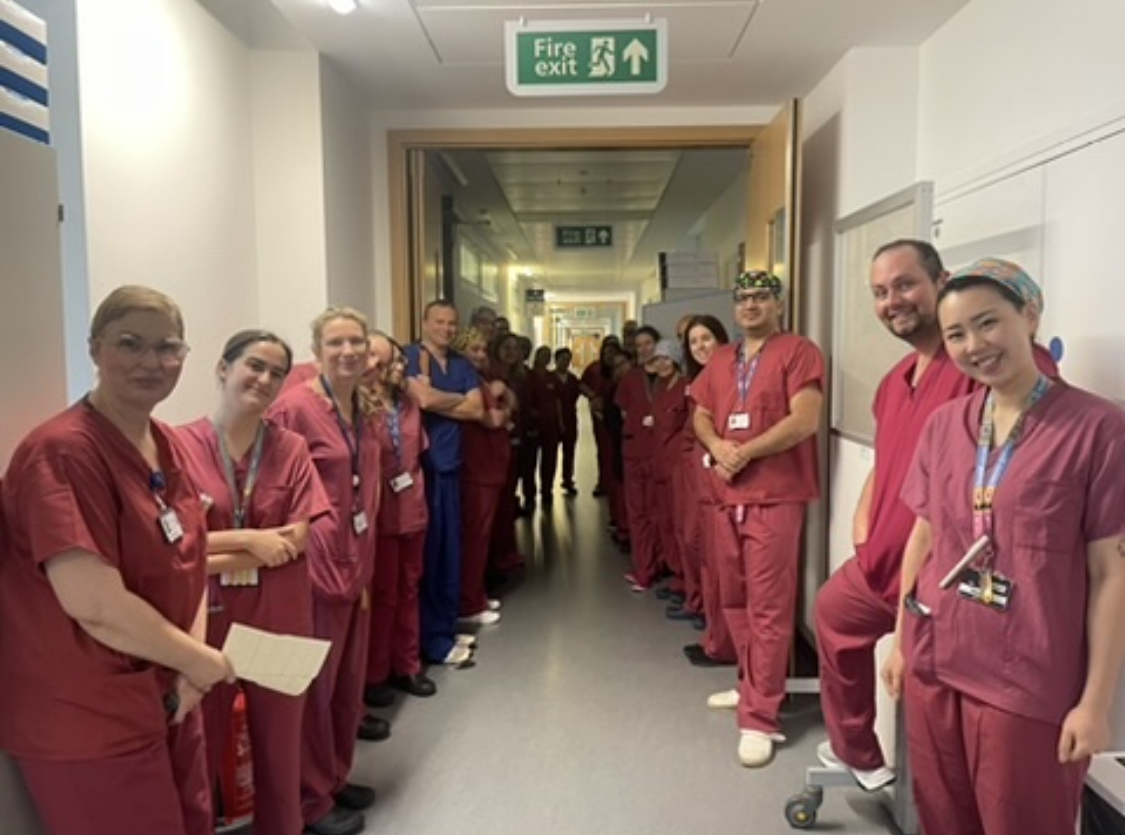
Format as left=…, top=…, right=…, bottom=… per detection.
left=734, top=270, right=783, bottom=297
left=947, top=258, right=1044, bottom=318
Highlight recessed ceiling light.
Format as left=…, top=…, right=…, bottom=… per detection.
left=327, top=0, right=357, bottom=15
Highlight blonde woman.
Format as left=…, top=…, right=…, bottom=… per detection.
left=268, top=307, right=381, bottom=835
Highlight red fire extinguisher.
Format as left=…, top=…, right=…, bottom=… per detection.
left=216, top=689, right=254, bottom=832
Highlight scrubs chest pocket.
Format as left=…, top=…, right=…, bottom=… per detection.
left=1013, top=479, right=1083, bottom=554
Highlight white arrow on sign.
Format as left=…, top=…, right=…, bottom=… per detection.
left=622, top=39, right=649, bottom=76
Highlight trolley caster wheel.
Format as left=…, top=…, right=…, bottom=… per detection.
left=784, top=792, right=819, bottom=829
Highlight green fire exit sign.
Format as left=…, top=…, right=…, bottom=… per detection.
left=504, top=20, right=667, bottom=97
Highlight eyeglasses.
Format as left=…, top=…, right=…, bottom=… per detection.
left=103, top=333, right=190, bottom=366
left=733, top=290, right=775, bottom=305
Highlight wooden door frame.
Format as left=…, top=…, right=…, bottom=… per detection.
left=386, top=126, right=761, bottom=340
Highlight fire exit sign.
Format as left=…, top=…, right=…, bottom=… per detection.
left=504, top=19, right=667, bottom=97
left=556, top=225, right=614, bottom=248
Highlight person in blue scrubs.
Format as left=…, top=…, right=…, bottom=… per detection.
left=403, top=300, right=499, bottom=666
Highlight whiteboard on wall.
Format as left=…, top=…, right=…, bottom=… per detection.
left=832, top=183, right=932, bottom=444
left=640, top=289, right=734, bottom=343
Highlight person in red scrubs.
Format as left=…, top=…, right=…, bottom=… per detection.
left=616, top=325, right=664, bottom=590
left=553, top=347, right=582, bottom=496
left=0, top=285, right=234, bottom=835
left=267, top=307, right=381, bottom=835
left=177, top=329, right=329, bottom=835
left=884, top=259, right=1125, bottom=835
left=523, top=345, right=561, bottom=509
left=693, top=271, right=825, bottom=768
left=363, top=331, right=437, bottom=705
left=678, top=314, right=734, bottom=667
left=455, top=326, right=514, bottom=625
left=487, top=333, right=528, bottom=574
left=579, top=336, right=621, bottom=497
left=649, top=339, right=689, bottom=612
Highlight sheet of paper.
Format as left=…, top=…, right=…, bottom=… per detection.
left=222, top=623, right=331, bottom=697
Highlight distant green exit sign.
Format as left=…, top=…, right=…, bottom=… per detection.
left=556, top=225, right=614, bottom=248
left=505, top=20, right=667, bottom=97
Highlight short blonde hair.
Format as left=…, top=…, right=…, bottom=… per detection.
left=310, top=306, right=369, bottom=348
left=89, top=285, right=184, bottom=339
left=452, top=325, right=487, bottom=354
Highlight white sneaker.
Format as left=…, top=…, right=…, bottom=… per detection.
left=816, top=740, right=896, bottom=791
left=487, top=598, right=502, bottom=612
left=441, top=644, right=473, bottom=667
left=455, top=633, right=477, bottom=648
left=706, top=688, right=740, bottom=710
left=738, top=730, right=774, bottom=767
left=459, top=609, right=501, bottom=626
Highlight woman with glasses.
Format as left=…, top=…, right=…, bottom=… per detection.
left=177, top=329, right=328, bottom=835
left=884, top=260, right=1125, bottom=834
left=0, top=285, right=233, bottom=835
left=267, top=307, right=381, bottom=835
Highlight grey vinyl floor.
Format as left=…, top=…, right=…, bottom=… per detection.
left=349, top=432, right=900, bottom=835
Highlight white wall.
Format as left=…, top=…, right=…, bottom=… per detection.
left=75, top=0, right=259, bottom=422
left=250, top=50, right=326, bottom=363
left=320, top=57, right=375, bottom=319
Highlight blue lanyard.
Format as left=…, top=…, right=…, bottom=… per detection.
left=386, top=399, right=404, bottom=470
left=736, top=341, right=765, bottom=408
left=319, top=374, right=363, bottom=489
left=214, top=421, right=266, bottom=529
left=972, top=375, right=1050, bottom=540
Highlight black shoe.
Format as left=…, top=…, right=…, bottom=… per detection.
left=363, top=682, right=395, bottom=708
left=541, top=494, right=554, bottom=507
left=334, top=782, right=377, bottom=811
left=391, top=673, right=437, bottom=698
left=667, top=592, right=685, bottom=606
left=654, top=586, right=673, bottom=600
left=305, top=805, right=364, bottom=835
left=666, top=605, right=696, bottom=621
left=563, top=482, right=578, bottom=496
left=592, top=485, right=606, bottom=497
left=691, top=614, right=706, bottom=631
left=356, top=715, right=391, bottom=742
left=683, top=643, right=735, bottom=668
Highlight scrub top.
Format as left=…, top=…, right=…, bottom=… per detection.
left=404, top=343, right=478, bottom=474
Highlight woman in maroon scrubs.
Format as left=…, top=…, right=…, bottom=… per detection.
left=0, top=285, right=233, bottom=835
left=178, top=329, right=328, bottom=835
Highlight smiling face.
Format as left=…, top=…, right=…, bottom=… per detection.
left=90, top=309, right=187, bottom=415
left=687, top=323, right=719, bottom=367
left=634, top=331, right=657, bottom=365
left=220, top=340, right=289, bottom=417
left=314, top=316, right=369, bottom=386
left=463, top=338, right=489, bottom=371
left=733, top=288, right=782, bottom=337
left=870, top=246, right=942, bottom=344
left=423, top=303, right=459, bottom=350
left=939, top=283, right=1038, bottom=392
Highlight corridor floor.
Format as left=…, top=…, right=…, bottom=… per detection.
left=350, top=445, right=900, bottom=835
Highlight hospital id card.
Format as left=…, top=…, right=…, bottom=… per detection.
left=352, top=510, right=369, bottom=535
left=159, top=507, right=184, bottom=544
left=642, top=415, right=654, bottom=428
left=727, top=413, right=750, bottom=431
left=389, top=472, right=414, bottom=493
left=957, top=568, right=1013, bottom=611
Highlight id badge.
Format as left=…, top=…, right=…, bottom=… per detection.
left=352, top=510, right=369, bottom=535
left=727, top=413, right=751, bottom=431
left=159, top=507, right=184, bottom=544
left=389, top=472, right=415, bottom=493
left=641, top=415, right=655, bottom=428
left=957, top=568, right=1013, bottom=611
left=220, top=568, right=260, bottom=587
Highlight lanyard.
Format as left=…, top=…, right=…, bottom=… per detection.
left=214, top=421, right=266, bottom=529
left=972, top=374, right=1050, bottom=540
left=736, top=340, right=766, bottom=408
left=320, top=373, right=363, bottom=490
left=149, top=469, right=169, bottom=510
left=386, top=399, right=404, bottom=470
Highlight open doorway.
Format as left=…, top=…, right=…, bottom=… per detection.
left=385, top=108, right=800, bottom=344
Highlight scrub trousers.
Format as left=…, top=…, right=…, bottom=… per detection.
left=814, top=557, right=897, bottom=770
left=18, top=709, right=210, bottom=835
left=420, top=467, right=462, bottom=662
left=368, top=531, right=426, bottom=684
left=714, top=501, right=805, bottom=734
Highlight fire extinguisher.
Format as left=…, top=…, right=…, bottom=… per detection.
left=216, top=689, right=255, bottom=832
